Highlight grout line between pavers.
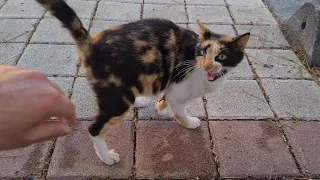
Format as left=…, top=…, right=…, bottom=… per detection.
left=28, top=42, right=76, bottom=45
left=0, top=17, right=47, bottom=20
left=131, top=2, right=145, bottom=178
left=38, top=140, right=56, bottom=179
left=88, top=0, right=100, bottom=33
left=276, top=121, right=305, bottom=176
left=0, top=0, right=7, bottom=10
left=223, top=0, right=239, bottom=42
left=131, top=112, right=138, bottom=180
left=246, top=46, right=291, bottom=50
left=183, top=0, right=189, bottom=24
left=202, top=97, right=221, bottom=179
left=140, top=0, right=144, bottom=20
left=13, top=10, right=46, bottom=66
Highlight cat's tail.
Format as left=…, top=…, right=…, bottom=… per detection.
left=35, top=0, right=92, bottom=57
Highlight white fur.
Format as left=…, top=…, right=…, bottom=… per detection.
left=92, top=136, right=120, bottom=165
left=164, top=67, right=233, bottom=129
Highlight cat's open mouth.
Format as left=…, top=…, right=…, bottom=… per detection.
left=206, top=69, right=227, bottom=82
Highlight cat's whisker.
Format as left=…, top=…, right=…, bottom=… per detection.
left=177, top=67, right=195, bottom=82
left=172, top=66, right=195, bottom=82
left=173, top=61, right=196, bottom=69
left=173, top=63, right=193, bottom=69
left=173, top=63, right=195, bottom=73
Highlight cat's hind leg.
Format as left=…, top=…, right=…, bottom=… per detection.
left=88, top=95, right=132, bottom=165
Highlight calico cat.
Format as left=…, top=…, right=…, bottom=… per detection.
left=35, top=0, right=250, bottom=165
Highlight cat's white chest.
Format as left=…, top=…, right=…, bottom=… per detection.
left=166, top=68, right=227, bottom=102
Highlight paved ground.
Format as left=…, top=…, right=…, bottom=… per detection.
left=0, top=0, right=320, bottom=179
left=263, top=0, right=312, bottom=23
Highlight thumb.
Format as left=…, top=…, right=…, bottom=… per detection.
left=25, top=121, right=71, bottom=144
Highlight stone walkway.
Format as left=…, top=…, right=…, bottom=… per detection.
left=0, top=0, right=320, bottom=179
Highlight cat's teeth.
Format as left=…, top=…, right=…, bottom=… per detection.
left=206, top=71, right=215, bottom=81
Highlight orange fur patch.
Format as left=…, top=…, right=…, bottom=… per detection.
left=142, top=48, right=157, bottom=64
left=108, top=74, right=122, bottom=87
left=92, top=32, right=104, bottom=43
left=134, top=40, right=149, bottom=51
left=99, top=111, right=128, bottom=138
left=139, top=74, right=158, bottom=96
left=219, top=35, right=233, bottom=43
left=131, top=86, right=140, bottom=96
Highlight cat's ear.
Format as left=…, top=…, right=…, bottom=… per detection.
left=196, top=20, right=211, bottom=41
left=232, top=33, right=250, bottom=51
left=196, top=20, right=209, bottom=34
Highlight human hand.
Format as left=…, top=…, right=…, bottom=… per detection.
left=0, top=66, right=76, bottom=151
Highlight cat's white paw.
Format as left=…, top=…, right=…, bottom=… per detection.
left=134, top=97, right=150, bottom=108
left=179, top=117, right=201, bottom=129
left=98, top=149, right=120, bottom=165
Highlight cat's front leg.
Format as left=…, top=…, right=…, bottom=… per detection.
left=166, top=99, right=201, bottom=129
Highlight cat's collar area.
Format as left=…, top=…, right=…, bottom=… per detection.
left=206, top=69, right=227, bottom=82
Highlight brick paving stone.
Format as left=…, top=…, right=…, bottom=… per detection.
left=235, top=25, right=290, bottom=48
left=143, top=4, right=187, bottom=23
left=17, top=44, right=79, bottom=76
left=90, top=20, right=125, bottom=35
left=246, top=49, right=312, bottom=79
left=71, top=77, right=98, bottom=120
left=210, top=121, right=300, bottom=178
left=0, top=141, right=53, bottom=179
left=104, top=0, right=142, bottom=3
left=226, top=0, right=266, bottom=7
left=30, top=18, right=90, bottom=44
left=0, top=43, right=25, bottom=66
left=136, top=121, right=216, bottom=179
left=48, top=77, right=74, bottom=95
left=281, top=121, right=320, bottom=176
left=0, top=0, right=5, bottom=7
left=138, top=97, right=206, bottom=120
left=229, top=6, right=278, bottom=25
left=47, top=121, right=133, bottom=179
left=227, top=56, right=254, bottom=80
left=71, top=77, right=134, bottom=120
left=144, top=0, right=184, bottom=4
left=0, top=19, right=37, bottom=43
left=0, top=0, right=45, bottom=18
left=185, top=0, right=225, bottom=6
left=95, top=2, right=141, bottom=21
left=188, top=24, right=236, bottom=36
left=206, top=80, right=274, bottom=119
left=261, top=79, right=320, bottom=120
left=44, top=0, right=96, bottom=19
left=187, top=5, right=233, bottom=24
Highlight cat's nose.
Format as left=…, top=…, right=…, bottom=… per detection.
left=204, top=62, right=222, bottom=73
left=204, top=62, right=213, bottom=70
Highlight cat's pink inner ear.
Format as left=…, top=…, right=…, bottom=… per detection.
left=233, top=33, right=250, bottom=51
left=196, top=20, right=209, bottom=35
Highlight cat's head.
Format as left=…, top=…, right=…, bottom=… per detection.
left=195, top=21, right=250, bottom=81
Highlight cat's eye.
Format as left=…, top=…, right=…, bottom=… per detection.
left=218, top=54, right=227, bottom=60
left=200, top=45, right=210, bottom=56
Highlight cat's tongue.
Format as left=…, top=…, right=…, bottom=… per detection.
left=206, top=71, right=215, bottom=81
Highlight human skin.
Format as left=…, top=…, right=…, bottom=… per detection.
left=0, top=66, right=76, bottom=151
